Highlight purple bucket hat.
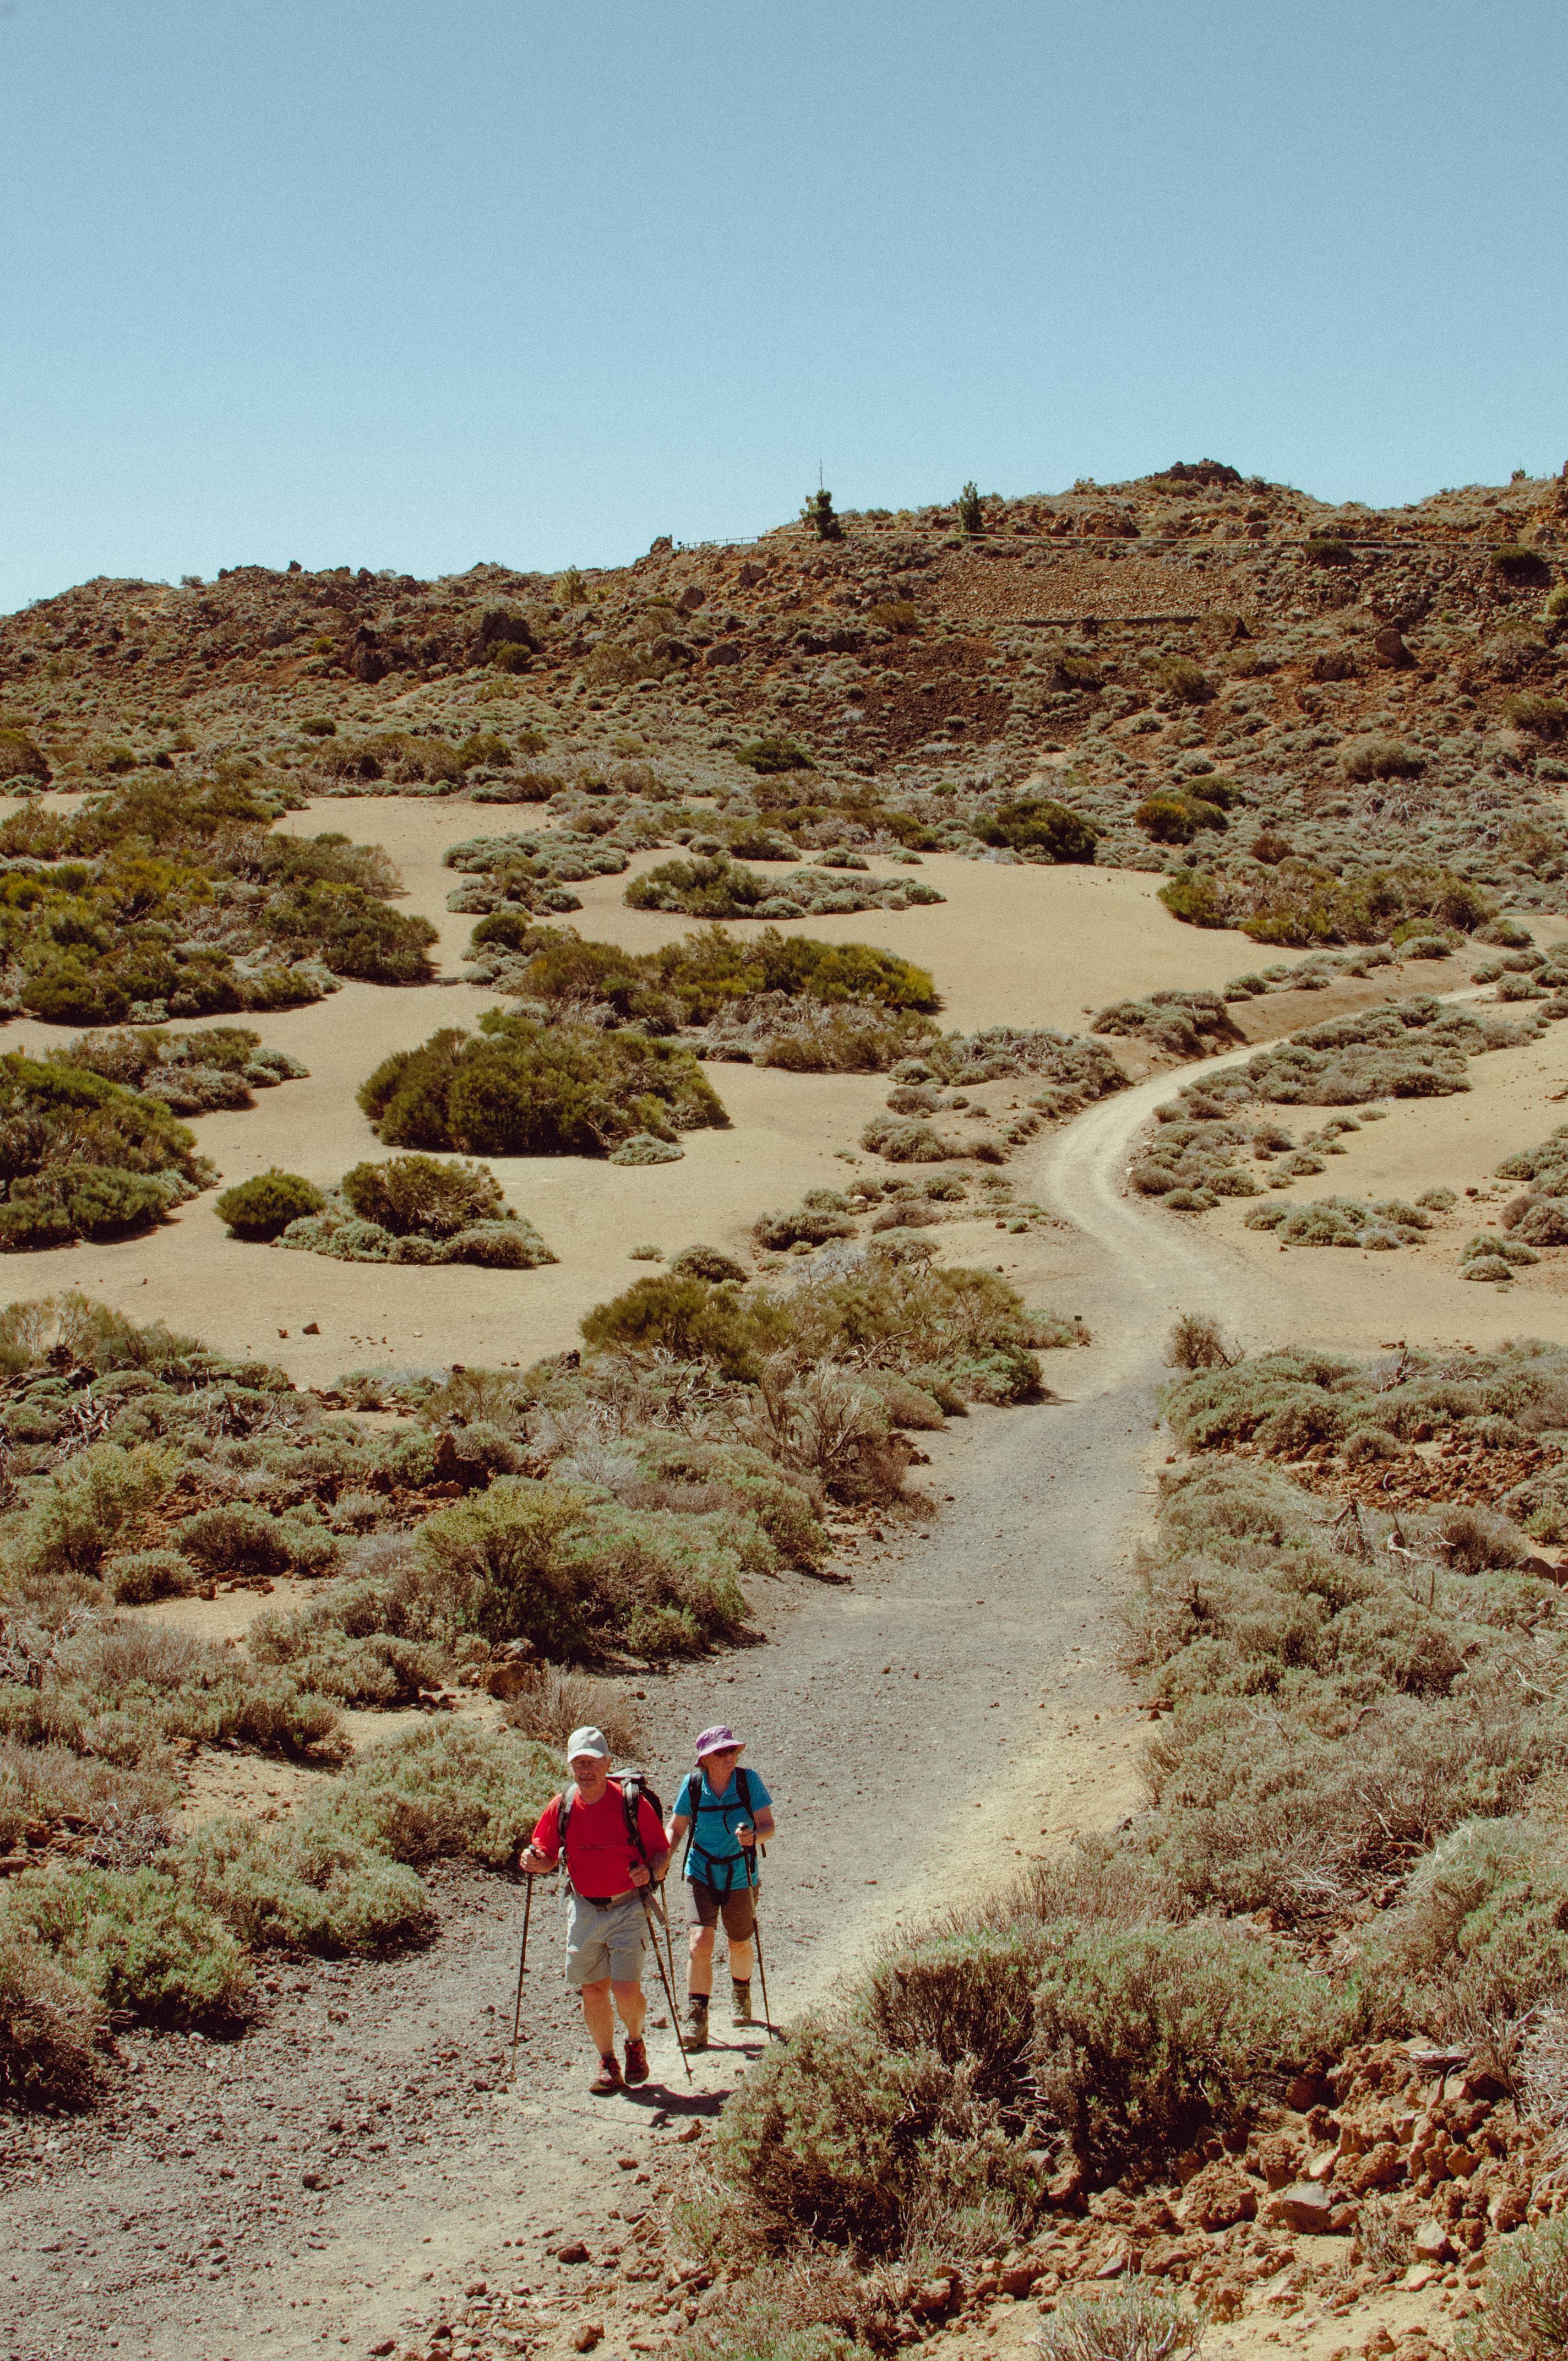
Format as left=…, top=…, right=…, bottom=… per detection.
left=694, top=1724, right=743, bottom=1762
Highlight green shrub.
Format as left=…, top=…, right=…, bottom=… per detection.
left=1493, top=543, right=1553, bottom=585
left=358, top=1010, right=727, bottom=1156
left=15, top=1441, right=181, bottom=1579
left=215, top=1168, right=326, bottom=1240
left=669, top=1244, right=748, bottom=1282
left=1038, top=2284, right=1206, bottom=2361
left=717, top=2019, right=1033, bottom=2253
left=973, top=797, right=1098, bottom=862
left=12, top=1866, right=253, bottom=2027
left=801, top=488, right=843, bottom=542
left=1032, top=1919, right=1336, bottom=2176
left=754, top=1205, right=856, bottom=1250
left=1304, top=535, right=1355, bottom=565
left=625, top=856, right=775, bottom=918
left=1358, top=1819, right=1568, bottom=2037
left=735, top=737, right=814, bottom=776
left=411, top=1478, right=600, bottom=1655
left=0, top=1052, right=210, bottom=1248
left=580, top=1273, right=777, bottom=1379
left=322, top=1720, right=558, bottom=1871
left=861, top=1926, right=1045, bottom=2098
left=176, top=1502, right=339, bottom=1583
left=957, top=481, right=984, bottom=534
left=1505, top=692, right=1568, bottom=741
left=339, top=1154, right=506, bottom=1236
left=0, top=1914, right=102, bottom=2110
left=0, top=727, right=50, bottom=784
left=107, top=1549, right=194, bottom=1604
left=1456, top=2210, right=1568, bottom=2361
left=1341, top=736, right=1425, bottom=783
left=1150, top=654, right=1212, bottom=704
left=181, top=1814, right=433, bottom=1955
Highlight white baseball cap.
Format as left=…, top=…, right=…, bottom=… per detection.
left=566, top=1726, right=610, bottom=1764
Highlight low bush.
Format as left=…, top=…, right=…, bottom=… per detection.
left=1456, top=2208, right=1568, bottom=2361
left=972, top=797, right=1098, bottom=862
left=1033, top=1918, right=1336, bottom=2177
left=358, top=1010, right=728, bottom=1156
left=0, top=1916, right=103, bottom=2109
left=734, top=736, right=815, bottom=775
left=626, top=856, right=941, bottom=922
left=1357, top=1818, right=1568, bottom=2039
left=271, top=1155, right=557, bottom=1268
left=0, top=1051, right=213, bottom=1249
left=1160, top=862, right=1495, bottom=947
left=501, top=1667, right=647, bottom=1759
left=410, top=1476, right=750, bottom=1658
left=215, top=1169, right=326, bottom=1241
left=10, top=1865, right=253, bottom=2028
left=0, top=778, right=435, bottom=1018
left=181, top=1813, right=434, bottom=1955
left=1038, top=2283, right=1207, bottom=2361
left=320, top=1720, right=558, bottom=1872
left=716, top=2018, right=1036, bottom=2253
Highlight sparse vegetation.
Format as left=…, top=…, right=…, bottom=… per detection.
left=0, top=1048, right=218, bottom=1249
left=625, top=854, right=941, bottom=921
left=357, top=1009, right=728, bottom=1156
left=0, top=779, right=437, bottom=1020
left=269, top=1154, right=557, bottom=1269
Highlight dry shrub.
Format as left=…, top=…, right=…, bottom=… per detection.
left=0, top=1915, right=104, bottom=2110
left=1166, top=1313, right=1234, bottom=1371
left=1357, top=1818, right=1568, bottom=2039
left=667, top=2244, right=902, bottom=2361
left=501, top=1667, right=647, bottom=1760
left=1436, top=1503, right=1528, bottom=1573
left=715, top=2018, right=1037, bottom=2255
left=1037, top=2282, right=1206, bottom=2361
left=1455, top=2210, right=1568, bottom=2361
left=1031, top=1919, right=1336, bottom=2177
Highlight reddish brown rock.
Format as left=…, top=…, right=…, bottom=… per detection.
left=1182, top=2162, right=1258, bottom=2231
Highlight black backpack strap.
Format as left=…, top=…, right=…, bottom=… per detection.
left=736, top=1765, right=757, bottom=1889
left=554, top=1789, right=570, bottom=1871
left=620, top=1774, right=646, bottom=1864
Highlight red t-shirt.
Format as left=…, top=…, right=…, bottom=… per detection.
left=530, top=1781, right=667, bottom=1900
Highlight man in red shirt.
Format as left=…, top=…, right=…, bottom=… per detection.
left=521, top=1724, right=671, bottom=2095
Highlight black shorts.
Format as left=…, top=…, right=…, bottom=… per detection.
left=686, top=1877, right=756, bottom=1940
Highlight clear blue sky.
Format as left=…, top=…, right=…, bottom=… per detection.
left=1, top=0, right=1564, bottom=612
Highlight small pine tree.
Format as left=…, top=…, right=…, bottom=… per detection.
left=801, top=488, right=843, bottom=542
left=958, top=481, right=984, bottom=534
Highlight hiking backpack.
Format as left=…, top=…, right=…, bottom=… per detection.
left=555, top=1771, right=667, bottom=1882
left=681, top=1764, right=758, bottom=1894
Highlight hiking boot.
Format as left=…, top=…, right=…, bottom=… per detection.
left=589, top=2053, right=623, bottom=2096
left=731, top=1979, right=753, bottom=2027
left=685, top=1999, right=710, bottom=2050
left=623, top=2036, right=649, bottom=2086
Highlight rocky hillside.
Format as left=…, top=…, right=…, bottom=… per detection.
left=2, top=458, right=1567, bottom=927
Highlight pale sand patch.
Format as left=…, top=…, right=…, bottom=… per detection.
left=1191, top=1010, right=1568, bottom=1350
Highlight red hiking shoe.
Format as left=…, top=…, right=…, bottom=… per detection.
left=590, top=2053, right=623, bottom=2096
left=623, top=2036, right=649, bottom=2086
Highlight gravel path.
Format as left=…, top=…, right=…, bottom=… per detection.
left=2, top=1053, right=1262, bottom=2361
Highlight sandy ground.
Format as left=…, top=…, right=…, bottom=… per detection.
left=1054, top=995, right=1568, bottom=1359
left=0, top=799, right=1325, bottom=1383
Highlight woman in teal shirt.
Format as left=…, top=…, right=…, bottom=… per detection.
left=666, top=1724, right=775, bottom=2047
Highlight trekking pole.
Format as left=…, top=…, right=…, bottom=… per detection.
left=639, top=1885, right=694, bottom=2083
left=508, top=1873, right=536, bottom=2084
left=745, top=1834, right=781, bottom=2044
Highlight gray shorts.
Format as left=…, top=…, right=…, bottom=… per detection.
left=565, top=1889, right=649, bottom=1989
